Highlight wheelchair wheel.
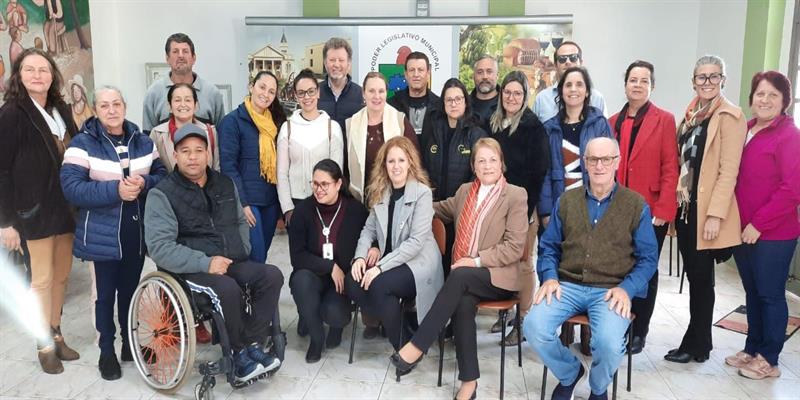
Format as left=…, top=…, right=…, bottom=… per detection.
left=128, top=271, right=197, bottom=393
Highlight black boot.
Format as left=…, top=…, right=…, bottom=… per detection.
left=98, top=353, right=121, bottom=380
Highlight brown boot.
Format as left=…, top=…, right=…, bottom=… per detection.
left=52, top=326, right=80, bottom=361
left=38, top=345, right=64, bottom=374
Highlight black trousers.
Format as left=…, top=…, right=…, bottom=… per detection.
left=411, top=268, right=513, bottom=382
left=289, top=268, right=352, bottom=344
left=346, top=264, right=416, bottom=350
left=675, top=204, right=716, bottom=356
left=631, top=223, right=668, bottom=338
left=183, top=261, right=284, bottom=351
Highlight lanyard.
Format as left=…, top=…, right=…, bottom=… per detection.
left=315, top=201, right=342, bottom=244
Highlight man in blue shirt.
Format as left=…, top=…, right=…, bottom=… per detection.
left=522, top=137, right=657, bottom=400
left=533, top=40, right=607, bottom=123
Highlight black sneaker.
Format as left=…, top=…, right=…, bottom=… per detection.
left=551, top=363, right=584, bottom=400
left=246, top=343, right=281, bottom=372
left=98, top=353, right=121, bottom=381
left=588, top=391, right=608, bottom=400
left=297, top=318, right=308, bottom=338
left=306, top=340, right=323, bottom=363
left=326, top=327, right=343, bottom=349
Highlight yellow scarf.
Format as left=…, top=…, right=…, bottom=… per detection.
left=244, top=96, right=278, bottom=184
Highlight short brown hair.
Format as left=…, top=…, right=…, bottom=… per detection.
left=323, top=37, right=352, bottom=60
left=471, top=137, right=506, bottom=173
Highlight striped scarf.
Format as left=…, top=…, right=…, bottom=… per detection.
left=677, top=95, right=721, bottom=220
left=452, top=176, right=507, bottom=262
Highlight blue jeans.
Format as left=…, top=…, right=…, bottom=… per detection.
left=733, top=239, right=797, bottom=366
left=523, top=281, right=631, bottom=395
left=248, top=203, right=280, bottom=263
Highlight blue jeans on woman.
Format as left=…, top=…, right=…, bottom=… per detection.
left=733, top=239, right=797, bottom=366
left=248, top=203, right=280, bottom=263
left=522, top=281, right=632, bottom=396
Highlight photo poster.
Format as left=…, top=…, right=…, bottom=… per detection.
left=243, top=21, right=571, bottom=111
left=0, top=0, right=95, bottom=127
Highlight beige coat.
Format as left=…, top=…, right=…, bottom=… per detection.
left=434, top=182, right=532, bottom=311
left=689, top=96, right=746, bottom=250
left=150, top=120, right=220, bottom=172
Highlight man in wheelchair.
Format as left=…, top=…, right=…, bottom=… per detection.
left=144, top=124, right=284, bottom=383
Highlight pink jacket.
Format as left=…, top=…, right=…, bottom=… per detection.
left=735, top=115, right=800, bottom=240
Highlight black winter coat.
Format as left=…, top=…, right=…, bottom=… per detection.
left=0, top=97, right=78, bottom=239
left=486, top=108, right=550, bottom=219
left=421, top=111, right=487, bottom=200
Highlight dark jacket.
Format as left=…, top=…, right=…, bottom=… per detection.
left=218, top=103, right=279, bottom=208
left=487, top=108, right=550, bottom=219
left=421, top=110, right=487, bottom=200
left=388, top=88, right=441, bottom=133
left=469, top=86, right=499, bottom=126
left=539, top=106, right=612, bottom=217
left=288, top=196, right=368, bottom=275
left=318, top=76, right=364, bottom=134
left=60, top=117, right=166, bottom=261
left=0, top=97, right=78, bottom=239
left=145, top=168, right=251, bottom=275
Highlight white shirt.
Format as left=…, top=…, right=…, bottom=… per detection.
left=31, top=96, right=67, bottom=140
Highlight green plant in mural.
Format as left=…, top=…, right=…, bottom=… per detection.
left=459, top=24, right=519, bottom=92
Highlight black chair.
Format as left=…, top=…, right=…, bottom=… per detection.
left=540, top=314, right=634, bottom=400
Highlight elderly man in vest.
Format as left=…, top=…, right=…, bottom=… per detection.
left=522, top=137, right=658, bottom=400
left=144, top=124, right=284, bottom=383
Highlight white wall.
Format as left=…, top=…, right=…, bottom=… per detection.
left=90, top=0, right=752, bottom=126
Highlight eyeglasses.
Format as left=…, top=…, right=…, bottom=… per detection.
left=693, top=74, right=723, bottom=85
left=295, top=88, right=318, bottom=98
left=445, top=96, right=464, bottom=106
left=556, top=54, right=581, bottom=64
left=312, top=181, right=333, bottom=191
left=502, top=90, right=524, bottom=99
left=584, top=155, right=619, bottom=166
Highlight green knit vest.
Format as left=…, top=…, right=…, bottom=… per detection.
left=557, top=186, right=645, bottom=288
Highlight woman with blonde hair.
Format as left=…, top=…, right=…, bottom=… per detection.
left=345, top=136, right=443, bottom=350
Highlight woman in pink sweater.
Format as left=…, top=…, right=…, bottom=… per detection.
left=727, top=71, right=800, bottom=380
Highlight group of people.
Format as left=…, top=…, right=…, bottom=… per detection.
left=0, top=31, right=798, bottom=400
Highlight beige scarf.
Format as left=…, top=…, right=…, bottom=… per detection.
left=347, top=104, right=404, bottom=201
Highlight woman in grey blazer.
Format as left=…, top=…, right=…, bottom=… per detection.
left=346, top=136, right=444, bottom=350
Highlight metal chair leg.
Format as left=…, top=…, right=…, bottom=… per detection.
left=396, top=300, right=405, bottom=383
left=516, top=304, right=522, bottom=367
left=612, top=371, right=618, bottom=400
left=668, top=236, right=673, bottom=276
left=500, top=309, right=507, bottom=400
left=437, top=330, right=445, bottom=387
left=540, top=366, right=548, bottom=400
left=627, top=323, right=633, bottom=392
left=348, top=304, right=358, bottom=364
left=679, top=266, right=686, bottom=294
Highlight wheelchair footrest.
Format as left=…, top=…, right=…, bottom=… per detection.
left=199, top=360, right=225, bottom=377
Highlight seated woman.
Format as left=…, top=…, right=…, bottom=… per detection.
left=288, top=159, right=368, bottom=363
left=150, top=83, right=220, bottom=172
left=390, top=138, right=529, bottom=400
left=345, top=136, right=443, bottom=350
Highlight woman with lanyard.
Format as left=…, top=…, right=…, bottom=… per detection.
left=150, top=83, right=220, bottom=173
left=288, top=159, right=368, bottom=363
left=219, top=71, right=287, bottom=262
left=277, top=68, right=344, bottom=227
left=608, top=60, right=678, bottom=354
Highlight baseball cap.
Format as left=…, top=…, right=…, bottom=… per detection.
left=173, top=124, right=208, bottom=146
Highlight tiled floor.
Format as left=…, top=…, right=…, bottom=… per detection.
left=1, top=231, right=799, bottom=399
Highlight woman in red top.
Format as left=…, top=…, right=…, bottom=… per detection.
left=609, top=60, right=679, bottom=354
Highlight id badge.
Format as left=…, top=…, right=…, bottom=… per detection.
left=323, top=243, right=334, bottom=260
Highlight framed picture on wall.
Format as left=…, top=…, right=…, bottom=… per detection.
left=145, top=63, right=170, bottom=88
left=216, top=84, right=233, bottom=113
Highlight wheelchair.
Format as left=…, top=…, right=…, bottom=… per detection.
left=127, top=270, right=286, bottom=400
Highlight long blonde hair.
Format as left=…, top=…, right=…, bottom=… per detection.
left=365, top=136, right=431, bottom=208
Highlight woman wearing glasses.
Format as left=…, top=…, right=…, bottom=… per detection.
left=608, top=61, right=679, bottom=355
left=288, top=159, right=368, bottom=363
left=278, top=68, right=344, bottom=227
left=486, top=71, right=550, bottom=342
left=665, top=55, right=746, bottom=364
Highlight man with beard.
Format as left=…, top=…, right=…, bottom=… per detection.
left=470, top=55, right=500, bottom=124
left=142, top=33, right=224, bottom=131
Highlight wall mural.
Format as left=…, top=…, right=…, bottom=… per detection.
left=0, top=0, right=94, bottom=128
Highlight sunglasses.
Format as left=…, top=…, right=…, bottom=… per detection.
left=556, top=54, right=581, bottom=64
